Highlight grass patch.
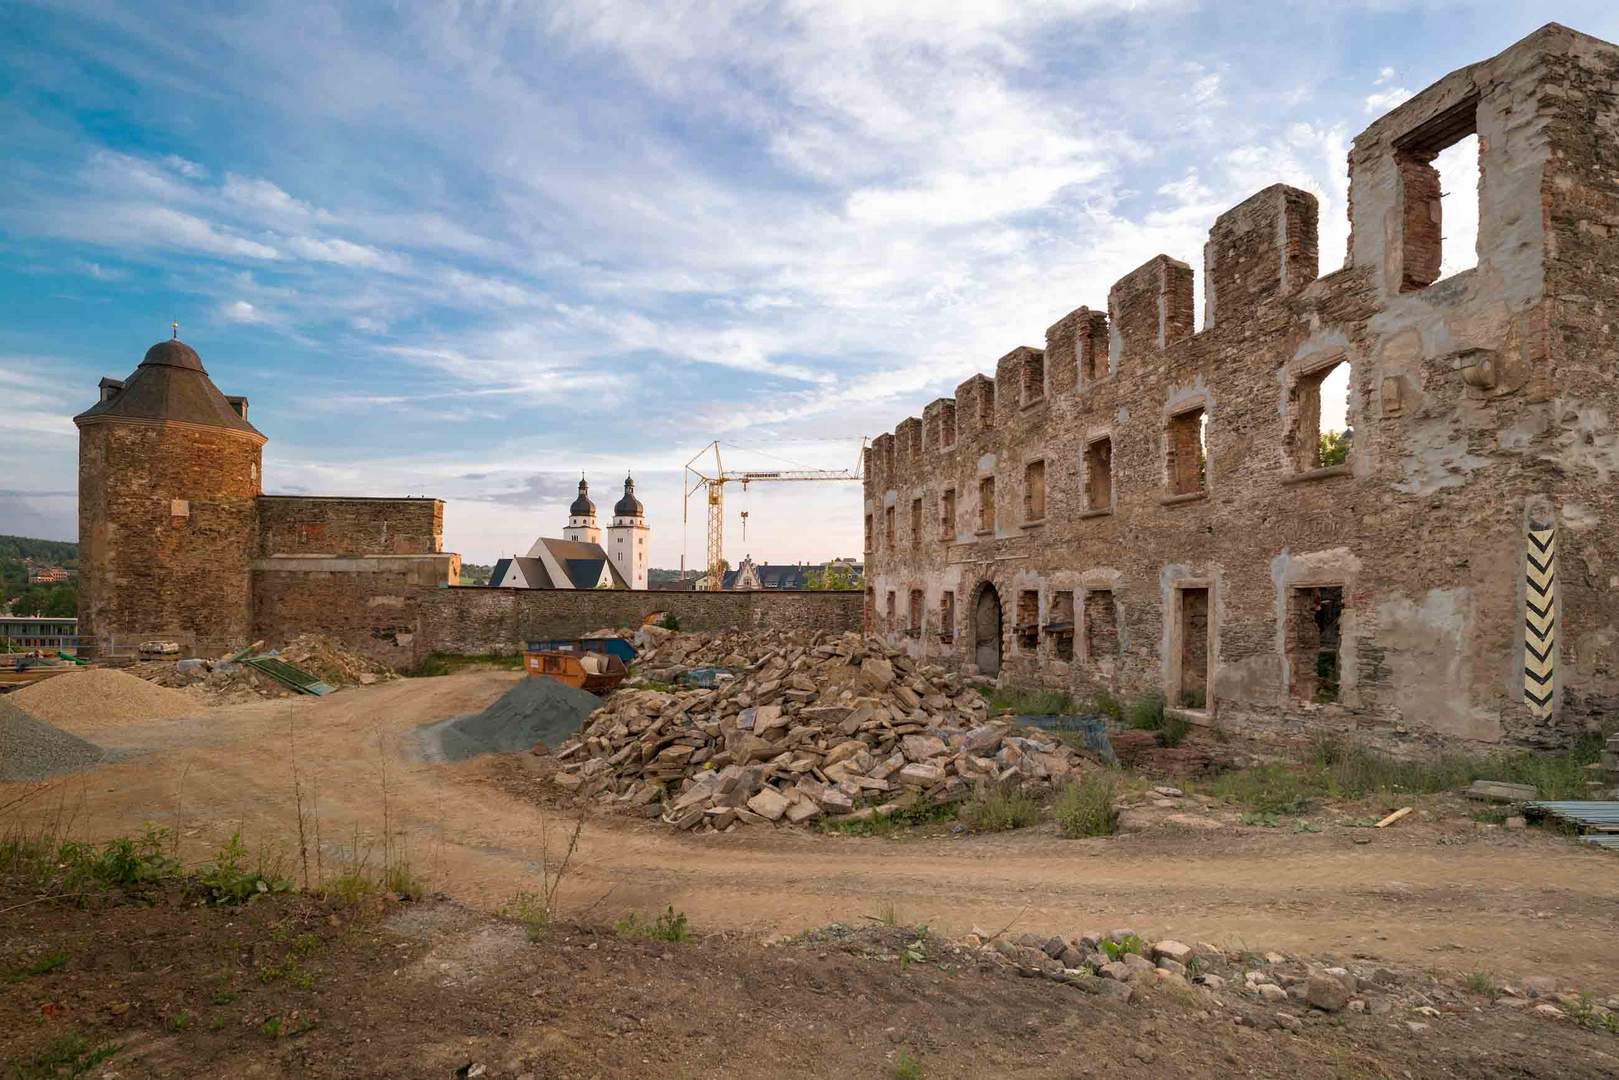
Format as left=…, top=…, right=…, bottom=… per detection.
left=408, top=651, right=523, bottom=677
left=1204, top=732, right=1605, bottom=813
left=1101, top=933, right=1144, bottom=961
left=1055, top=773, right=1118, bottom=838
left=11, top=1031, right=121, bottom=1079
left=614, top=905, right=692, bottom=943
left=1464, top=969, right=1501, bottom=1000
left=3, top=950, right=69, bottom=982
left=960, top=789, right=1042, bottom=832
left=888, top=1048, right=924, bottom=1080
left=1087, top=690, right=1126, bottom=724
left=981, top=687, right=1075, bottom=716
left=1123, top=692, right=1192, bottom=747
left=819, top=800, right=958, bottom=838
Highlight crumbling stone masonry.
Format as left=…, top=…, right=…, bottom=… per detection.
left=862, top=24, right=1619, bottom=749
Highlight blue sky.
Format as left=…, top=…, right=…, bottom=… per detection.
left=4, top=2, right=1616, bottom=568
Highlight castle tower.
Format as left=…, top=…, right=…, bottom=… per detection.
left=563, top=476, right=600, bottom=544
left=606, top=473, right=649, bottom=590
left=74, top=338, right=265, bottom=657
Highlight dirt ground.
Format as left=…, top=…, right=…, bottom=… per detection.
left=5, top=670, right=1619, bottom=995
left=5, top=887, right=1619, bottom=1080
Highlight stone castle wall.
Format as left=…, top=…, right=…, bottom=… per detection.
left=257, top=496, right=444, bottom=556
left=862, top=25, right=1619, bottom=749
left=249, top=564, right=861, bottom=668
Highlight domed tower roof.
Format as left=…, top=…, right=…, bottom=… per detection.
left=74, top=338, right=263, bottom=440
left=613, top=474, right=644, bottom=518
left=569, top=476, right=595, bottom=517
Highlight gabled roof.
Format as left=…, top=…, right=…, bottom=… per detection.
left=507, top=537, right=628, bottom=589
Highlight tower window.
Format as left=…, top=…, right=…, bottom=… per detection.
left=1166, top=407, right=1206, bottom=496
left=1084, top=436, right=1113, bottom=511
left=1290, top=359, right=1351, bottom=472
left=885, top=506, right=895, bottom=548
left=1022, top=352, right=1045, bottom=405
left=977, top=477, right=995, bottom=533
left=1394, top=97, right=1480, bottom=290
left=910, top=498, right=922, bottom=548
left=1023, top=460, right=1046, bottom=522
left=940, top=488, right=956, bottom=539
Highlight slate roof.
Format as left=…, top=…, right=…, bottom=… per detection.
left=497, top=539, right=627, bottom=589
left=721, top=562, right=861, bottom=589
left=74, top=340, right=263, bottom=439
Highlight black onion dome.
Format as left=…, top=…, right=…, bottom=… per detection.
left=613, top=474, right=644, bottom=518
left=569, top=477, right=595, bottom=517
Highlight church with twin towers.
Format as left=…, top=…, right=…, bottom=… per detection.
left=488, top=475, right=649, bottom=591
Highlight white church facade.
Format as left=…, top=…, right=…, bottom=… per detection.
left=489, top=474, right=649, bottom=591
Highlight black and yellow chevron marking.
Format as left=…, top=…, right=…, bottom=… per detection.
left=1524, top=526, right=1556, bottom=717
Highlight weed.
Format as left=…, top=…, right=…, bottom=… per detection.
left=1054, top=774, right=1117, bottom=838
left=207, top=1015, right=226, bottom=1032
left=321, top=866, right=380, bottom=906
left=1463, top=969, right=1501, bottom=1001
left=614, top=905, right=692, bottom=943
left=210, top=990, right=237, bottom=1006
left=408, top=651, right=524, bottom=677
left=385, top=859, right=424, bottom=900
left=1240, top=812, right=1281, bottom=828
left=981, top=687, right=1075, bottom=716
left=868, top=900, right=900, bottom=927
left=960, top=788, right=1041, bottom=832
left=261, top=1016, right=284, bottom=1039
left=167, top=1010, right=192, bottom=1032
left=3, top=950, right=68, bottom=981
left=1569, top=993, right=1619, bottom=1035
left=1102, top=933, right=1144, bottom=961
left=657, top=612, right=681, bottom=632
left=194, top=832, right=292, bottom=905
left=1471, top=807, right=1510, bottom=825
left=502, top=890, right=553, bottom=941
left=1125, top=692, right=1165, bottom=731
left=1087, top=689, right=1126, bottom=723
left=11, top=1031, right=121, bottom=1079
left=1293, top=819, right=1322, bottom=834
left=888, top=1047, right=924, bottom=1080
left=257, top=954, right=314, bottom=989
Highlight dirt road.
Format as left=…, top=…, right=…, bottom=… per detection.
left=10, top=671, right=1619, bottom=989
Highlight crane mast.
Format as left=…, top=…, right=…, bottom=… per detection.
left=683, top=440, right=865, bottom=590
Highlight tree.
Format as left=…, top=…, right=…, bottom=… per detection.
left=805, top=563, right=857, bottom=591
left=12, top=584, right=77, bottom=618
left=1318, top=430, right=1350, bottom=468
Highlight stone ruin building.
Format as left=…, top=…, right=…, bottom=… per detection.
left=862, top=24, right=1619, bottom=749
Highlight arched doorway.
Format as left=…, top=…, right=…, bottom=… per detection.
left=973, top=583, right=1003, bottom=677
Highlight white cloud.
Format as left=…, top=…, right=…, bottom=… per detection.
left=1364, top=86, right=1413, bottom=114
left=219, top=299, right=268, bottom=323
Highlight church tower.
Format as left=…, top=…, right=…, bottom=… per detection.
left=606, top=473, right=649, bottom=590
left=563, top=476, right=599, bottom=544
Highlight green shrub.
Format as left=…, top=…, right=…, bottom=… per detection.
left=961, top=789, right=1042, bottom=832
left=1126, top=692, right=1165, bottom=731
left=889, top=1048, right=924, bottom=1080
left=657, top=613, right=681, bottom=632
left=1087, top=690, right=1125, bottom=723
left=982, top=687, right=1074, bottom=716
left=1101, top=933, right=1144, bottom=961
left=1055, top=774, right=1118, bottom=838
left=193, top=832, right=292, bottom=905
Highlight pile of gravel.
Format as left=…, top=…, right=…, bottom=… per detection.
left=0, top=698, right=110, bottom=781
left=421, top=678, right=602, bottom=763
left=11, top=668, right=200, bottom=730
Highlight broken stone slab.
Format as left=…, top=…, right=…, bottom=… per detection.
left=746, top=787, right=791, bottom=822
left=1465, top=780, right=1538, bottom=803
left=1305, top=974, right=1351, bottom=1012
left=896, top=762, right=945, bottom=786
left=900, top=734, right=948, bottom=762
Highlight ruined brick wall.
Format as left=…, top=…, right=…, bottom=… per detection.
left=257, top=496, right=444, bottom=556
left=863, top=24, right=1619, bottom=750
left=78, top=420, right=262, bottom=656
left=250, top=568, right=862, bottom=669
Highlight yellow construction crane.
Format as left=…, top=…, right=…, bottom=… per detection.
left=683, top=440, right=865, bottom=590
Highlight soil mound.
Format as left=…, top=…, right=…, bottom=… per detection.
left=10, top=668, right=201, bottom=730
left=427, top=678, right=601, bottom=763
left=0, top=699, right=110, bottom=781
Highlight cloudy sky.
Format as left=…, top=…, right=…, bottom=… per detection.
left=3, top=2, right=1614, bottom=568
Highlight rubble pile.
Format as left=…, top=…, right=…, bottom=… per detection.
left=278, top=634, right=396, bottom=687
left=127, top=658, right=287, bottom=700
left=628, top=625, right=814, bottom=680
left=551, top=631, right=1094, bottom=831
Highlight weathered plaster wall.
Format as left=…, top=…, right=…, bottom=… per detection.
left=863, top=24, right=1619, bottom=749
left=257, top=496, right=444, bottom=557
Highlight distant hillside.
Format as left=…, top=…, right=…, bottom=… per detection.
left=0, top=535, right=77, bottom=566
left=0, top=535, right=79, bottom=618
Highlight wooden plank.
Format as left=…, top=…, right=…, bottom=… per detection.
left=1374, top=806, right=1413, bottom=829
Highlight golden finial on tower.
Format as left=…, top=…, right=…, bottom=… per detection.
left=171, top=320, right=179, bottom=340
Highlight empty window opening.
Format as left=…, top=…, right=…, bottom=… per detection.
left=886, top=591, right=896, bottom=627
left=1016, top=590, right=1040, bottom=651
left=979, top=382, right=995, bottom=428
left=1176, top=587, right=1210, bottom=709
left=910, top=498, right=922, bottom=548
left=1024, top=460, right=1047, bottom=522
left=1084, top=590, right=1119, bottom=667
left=941, top=488, right=957, bottom=540
left=1395, top=100, right=1479, bottom=290
left=884, top=506, right=895, bottom=548
left=1023, top=352, right=1045, bottom=405
left=908, top=588, right=924, bottom=636
left=1292, top=361, right=1352, bottom=471
left=1081, top=320, right=1109, bottom=384
left=1289, top=586, right=1344, bottom=703
left=1084, top=437, right=1113, bottom=511
left=939, top=591, right=955, bottom=644
left=1167, top=408, right=1207, bottom=495
left=978, top=476, right=995, bottom=533
left=1048, top=590, right=1075, bottom=661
